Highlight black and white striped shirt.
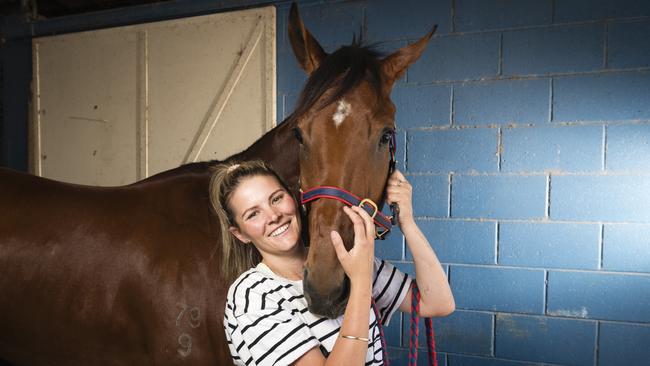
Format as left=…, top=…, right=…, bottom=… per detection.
left=224, top=258, right=411, bottom=366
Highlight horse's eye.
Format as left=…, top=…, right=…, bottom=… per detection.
left=293, top=128, right=304, bottom=144
left=380, top=130, right=393, bottom=145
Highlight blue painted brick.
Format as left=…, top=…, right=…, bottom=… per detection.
left=606, top=124, right=650, bottom=171
left=455, top=0, right=552, bottom=32
left=603, top=224, right=650, bottom=273
left=384, top=310, right=402, bottom=346
left=409, top=33, right=499, bottom=82
left=499, top=223, right=600, bottom=269
left=277, top=49, right=308, bottom=96
left=387, top=347, right=447, bottom=366
left=502, top=24, right=605, bottom=76
left=282, top=93, right=299, bottom=120
left=406, top=220, right=496, bottom=265
left=599, top=322, right=650, bottom=366
left=608, top=20, right=650, bottom=69
left=375, top=228, right=404, bottom=261
left=410, top=175, right=449, bottom=218
left=454, top=79, right=550, bottom=126
left=451, top=266, right=545, bottom=314
left=408, top=129, right=498, bottom=173
left=452, top=175, right=547, bottom=220
left=291, top=2, right=364, bottom=48
left=501, top=125, right=603, bottom=173
left=553, top=72, right=650, bottom=122
left=547, top=271, right=650, bottom=322
left=551, top=175, right=650, bottom=222
left=402, top=310, right=494, bottom=356
left=448, top=354, right=539, bottom=366
left=554, top=0, right=650, bottom=23
left=495, top=313, right=597, bottom=365
left=392, top=84, right=451, bottom=128
left=366, top=0, right=452, bottom=41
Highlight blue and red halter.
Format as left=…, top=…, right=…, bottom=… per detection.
left=300, top=130, right=398, bottom=239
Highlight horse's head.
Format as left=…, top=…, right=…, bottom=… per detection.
left=287, top=4, right=435, bottom=317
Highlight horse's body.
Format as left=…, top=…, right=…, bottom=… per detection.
left=0, top=4, right=433, bottom=364
left=0, top=120, right=298, bottom=365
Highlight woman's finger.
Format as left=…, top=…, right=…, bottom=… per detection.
left=350, top=206, right=375, bottom=240
left=330, top=230, right=348, bottom=261
left=343, top=206, right=368, bottom=243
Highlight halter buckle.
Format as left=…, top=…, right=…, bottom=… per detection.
left=359, top=198, right=378, bottom=219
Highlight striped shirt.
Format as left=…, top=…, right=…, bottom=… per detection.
left=223, top=258, right=411, bottom=366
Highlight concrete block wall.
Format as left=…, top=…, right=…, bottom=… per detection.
left=276, top=1, right=650, bottom=365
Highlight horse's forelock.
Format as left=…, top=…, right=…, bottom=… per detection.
left=288, top=43, right=386, bottom=124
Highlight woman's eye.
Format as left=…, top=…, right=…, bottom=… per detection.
left=246, top=211, right=258, bottom=220
left=272, top=194, right=283, bottom=204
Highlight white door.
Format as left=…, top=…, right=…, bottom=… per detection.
left=31, top=6, right=276, bottom=186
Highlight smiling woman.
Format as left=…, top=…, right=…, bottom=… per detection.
left=209, top=160, right=454, bottom=366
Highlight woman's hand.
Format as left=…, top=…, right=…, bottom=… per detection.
left=386, top=170, right=414, bottom=226
left=330, top=206, right=375, bottom=284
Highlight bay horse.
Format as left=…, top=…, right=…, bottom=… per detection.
left=0, top=4, right=434, bottom=365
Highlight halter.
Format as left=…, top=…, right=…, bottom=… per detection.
left=300, top=130, right=398, bottom=239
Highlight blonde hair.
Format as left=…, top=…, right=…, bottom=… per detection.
left=209, top=160, right=292, bottom=283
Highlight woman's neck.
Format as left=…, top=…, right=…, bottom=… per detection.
left=261, top=246, right=307, bottom=281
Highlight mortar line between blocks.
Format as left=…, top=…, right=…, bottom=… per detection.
left=447, top=173, right=453, bottom=218
left=491, top=313, right=497, bottom=357
left=494, top=221, right=500, bottom=265
left=449, top=84, right=455, bottom=126
left=602, top=125, right=608, bottom=171
left=497, top=127, right=503, bottom=172
left=598, top=224, right=604, bottom=270
left=544, top=270, right=549, bottom=315
left=545, top=174, right=552, bottom=219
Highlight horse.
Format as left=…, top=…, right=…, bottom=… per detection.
left=0, top=4, right=434, bottom=365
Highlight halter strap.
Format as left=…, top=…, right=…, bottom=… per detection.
left=301, top=186, right=393, bottom=238
left=299, top=130, right=398, bottom=239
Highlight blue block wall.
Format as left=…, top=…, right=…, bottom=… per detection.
left=275, top=1, right=650, bottom=365
left=2, top=0, right=650, bottom=365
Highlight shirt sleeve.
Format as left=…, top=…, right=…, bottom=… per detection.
left=225, top=274, right=320, bottom=366
left=371, top=257, right=412, bottom=326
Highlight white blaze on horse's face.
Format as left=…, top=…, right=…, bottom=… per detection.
left=332, top=99, right=352, bottom=127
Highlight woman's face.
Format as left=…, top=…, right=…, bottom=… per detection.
left=228, top=175, right=301, bottom=257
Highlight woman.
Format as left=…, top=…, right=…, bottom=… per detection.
left=210, top=160, right=454, bottom=366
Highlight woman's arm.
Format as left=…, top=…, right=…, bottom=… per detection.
left=386, top=170, right=455, bottom=318
left=293, top=205, right=375, bottom=366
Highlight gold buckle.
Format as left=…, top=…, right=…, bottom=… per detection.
left=375, top=228, right=389, bottom=239
left=358, top=198, right=378, bottom=219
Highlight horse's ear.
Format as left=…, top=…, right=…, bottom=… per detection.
left=381, top=25, right=437, bottom=89
left=288, top=2, right=327, bottom=74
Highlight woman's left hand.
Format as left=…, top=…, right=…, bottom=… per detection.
left=385, top=170, right=414, bottom=226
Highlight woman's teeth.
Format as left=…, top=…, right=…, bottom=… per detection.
left=270, top=223, right=290, bottom=237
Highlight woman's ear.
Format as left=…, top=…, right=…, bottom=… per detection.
left=229, top=226, right=251, bottom=244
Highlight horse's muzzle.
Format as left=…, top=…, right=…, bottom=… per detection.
left=303, top=268, right=350, bottom=318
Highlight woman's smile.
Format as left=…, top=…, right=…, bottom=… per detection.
left=269, top=222, right=291, bottom=237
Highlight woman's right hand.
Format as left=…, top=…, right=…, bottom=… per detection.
left=330, top=206, right=375, bottom=284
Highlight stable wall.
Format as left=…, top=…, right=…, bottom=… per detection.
left=2, top=1, right=650, bottom=365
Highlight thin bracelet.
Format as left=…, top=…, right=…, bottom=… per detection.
left=340, top=335, right=369, bottom=342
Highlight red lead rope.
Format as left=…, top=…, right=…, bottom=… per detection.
left=372, top=281, right=437, bottom=366
left=409, top=281, right=437, bottom=366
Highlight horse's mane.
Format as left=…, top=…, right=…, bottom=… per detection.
left=288, top=40, right=385, bottom=123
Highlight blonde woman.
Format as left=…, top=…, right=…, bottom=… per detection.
left=210, top=160, right=454, bottom=366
